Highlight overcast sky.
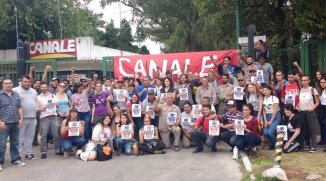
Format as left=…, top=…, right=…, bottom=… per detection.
left=88, top=0, right=162, bottom=54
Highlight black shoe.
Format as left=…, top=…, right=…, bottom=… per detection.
left=211, top=147, right=217, bottom=152
left=116, top=151, right=121, bottom=156
left=41, top=154, right=47, bottom=159
left=268, top=145, right=275, bottom=150
left=317, top=141, right=326, bottom=146
left=25, top=154, right=38, bottom=160
left=32, top=142, right=39, bottom=146
left=193, top=147, right=203, bottom=153
left=55, top=151, right=64, bottom=156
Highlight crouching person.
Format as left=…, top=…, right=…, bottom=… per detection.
left=138, top=114, right=165, bottom=154
left=192, top=104, right=219, bottom=153
left=76, top=116, right=114, bottom=161
left=60, top=109, right=87, bottom=158
left=283, top=104, right=302, bottom=153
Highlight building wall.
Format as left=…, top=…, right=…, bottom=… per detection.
left=0, top=49, right=17, bottom=61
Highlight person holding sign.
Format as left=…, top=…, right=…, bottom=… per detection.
left=60, top=109, right=86, bottom=158
left=181, top=101, right=195, bottom=148
left=195, top=76, right=217, bottom=110
left=283, top=104, right=302, bottom=153
left=176, top=74, right=194, bottom=111
left=160, top=77, right=177, bottom=102
left=141, top=89, right=159, bottom=127
left=154, top=94, right=181, bottom=151
left=192, top=104, right=219, bottom=153
left=126, top=94, right=142, bottom=140
left=231, top=104, right=261, bottom=159
left=115, top=114, right=134, bottom=156
left=138, top=114, right=165, bottom=154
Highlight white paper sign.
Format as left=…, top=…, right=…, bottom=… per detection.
left=121, top=125, right=132, bottom=139
left=132, top=104, right=141, bottom=117
left=167, top=112, right=177, bottom=125
left=68, top=122, right=80, bottom=136
left=146, top=106, right=155, bottom=119
left=234, top=87, right=244, bottom=100
left=276, top=125, right=288, bottom=141
left=235, top=119, right=245, bottom=135
left=144, top=125, right=154, bottom=140
left=179, top=88, right=189, bottom=100
left=181, top=117, right=192, bottom=128
left=285, top=94, right=295, bottom=107
left=192, top=105, right=202, bottom=118
left=256, top=70, right=264, bottom=83
left=116, top=89, right=127, bottom=102
left=209, top=120, right=220, bottom=136
left=250, top=76, right=257, bottom=83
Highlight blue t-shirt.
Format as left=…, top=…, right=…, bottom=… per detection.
left=135, top=84, right=156, bottom=102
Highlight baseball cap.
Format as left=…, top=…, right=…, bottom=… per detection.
left=226, top=100, right=236, bottom=106
left=80, top=77, right=87, bottom=81
left=238, top=76, right=246, bottom=81
left=52, top=77, right=59, bottom=81
left=117, top=77, right=124, bottom=83
left=148, top=89, right=155, bottom=94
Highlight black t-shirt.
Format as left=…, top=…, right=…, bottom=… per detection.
left=286, top=114, right=302, bottom=142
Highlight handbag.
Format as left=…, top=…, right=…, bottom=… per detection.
left=96, top=143, right=113, bottom=161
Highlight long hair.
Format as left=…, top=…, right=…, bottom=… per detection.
left=99, top=116, right=114, bottom=135
left=72, top=83, right=83, bottom=94
left=162, top=77, right=174, bottom=89
left=118, top=113, right=131, bottom=127
left=245, top=83, right=261, bottom=99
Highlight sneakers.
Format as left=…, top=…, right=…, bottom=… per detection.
left=309, top=148, right=316, bottom=153
left=0, top=164, right=3, bottom=171
left=55, top=151, right=64, bottom=156
left=25, top=154, right=38, bottom=160
left=193, top=147, right=203, bottom=153
left=174, top=146, right=180, bottom=152
left=63, top=152, right=69, bottom=158
left=304, top=146, right=310, bottom=151
left=76, top=150, right=82, bottom=158
left=232, top=147, right=238, bottom=160
left=41, top=154, right=47, bottom=159
left=211, top=147, right=217, bottom=152
left=154, top=150, right=166, bottom=154
left=12, top=160, right=26, bottom=167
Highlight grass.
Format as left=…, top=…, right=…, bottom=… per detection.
left=240, top=149, right=326, bottom=181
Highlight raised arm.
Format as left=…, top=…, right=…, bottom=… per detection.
left=42, top=65, right=51, bottom=82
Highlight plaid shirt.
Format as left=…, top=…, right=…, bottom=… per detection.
left=0, top=90, right=22, bottom=123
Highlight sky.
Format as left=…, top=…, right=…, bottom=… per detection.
left=88, top=0, right=162, bottom=54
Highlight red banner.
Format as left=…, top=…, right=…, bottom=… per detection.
left=113, top=50, right=238, bottom=78
left=29, top=38, right=77, bottom=60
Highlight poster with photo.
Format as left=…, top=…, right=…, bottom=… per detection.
left=209, top=120, right=220, bottom=136
left=46, top=99, right=56, bottom=112
left=144, top=125, right=154, bottom=140
left=192, top=105, right=202, bottom=118
left=276, top=125, right=288, bottom=141
left=179, top=88, right=189, bottom=100
left=234, top=87, right=244, bottom=100
left=121, top=125, right=132, bottom=139
left=167, top=112, right=177, bottom=125
left=285, top=94, right=295, bottom=107
left=181, top=117, right=192, bottom=129
left=250, top=76, right=257, bottom=83
left=146, top=106, right=155, bottom=119
left=116, top=89, right=127, bottom=102
left=256, top=70, right=264, bottom=83
left=235, top=119, right=244, bottom=135
left=132, top=104, right=141, bottom=117
left=68, top=122, right=80, bottom=136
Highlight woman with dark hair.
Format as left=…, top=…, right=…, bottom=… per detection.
left=317, top=77, right=326, bottom=146
left=126, top=94, right=142, bottom=140
left=231, top=104, right=261, bottom=159
left=160, top=77, right=177, bottom=102
left=315, top=70, right=325, bottom=93
left=71, top=83, right=92, bottom=141
left=154, top=78, right=163, bottom=97
left=262, top=85, right=281, bottom=150
left=56, top=82, right=70, bottom=122
left=76, top=116, right=114, bottom=161
left=115, top=113, right=134, bottom=156
left=60, top=109, right=86, bottom=158
left=283, top=104, right=302, bottom=153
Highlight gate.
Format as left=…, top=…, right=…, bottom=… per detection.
left=102, top=56, right=114, bottom=78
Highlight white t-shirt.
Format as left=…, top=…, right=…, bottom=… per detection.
left=181, top=111, right=194, bottom=133
left=37, top=93, right=58, bottom=119
left=299, top=87, right=318, bottom=111
left=263, top=96, right=279, bottom=114
left=320, top=90, right=326, bottom=106
left=92, top=124, right=112, bottom=140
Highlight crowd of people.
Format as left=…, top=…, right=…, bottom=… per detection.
left=1, top=47, right=326, bottom=171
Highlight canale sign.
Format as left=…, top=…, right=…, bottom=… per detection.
left=29, top=38, right=77, bottom=60
left=113, top=50, right=237, bottom=78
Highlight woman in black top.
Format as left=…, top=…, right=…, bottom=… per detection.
left=283, top=104, right=302, bottom=153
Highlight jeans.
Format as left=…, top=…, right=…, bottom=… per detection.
left=263, top=112, right=281, bottom=146
left=220, top=130, right=236, bottom=147
left=300, top=111, right=318, bottom=149
left=60, top=136, right=87, bottom=152
left=19, top=118, right=37, bottom=155
left=152, top=116, right=159, bottom=128
left=0, top=122, right=20, bottom=164
left=193, top=130, right=219, bottom=149
left=133, top=117, right=143, bottom=141
left=78, top=111, right=91, bottom=142
left=115, top=138, right=132, bottom=155
left=233, top=133, right=261, bottom=150
left=40, top=116, right=60, bottom=154
left=318, top=105, right=326, bottom=143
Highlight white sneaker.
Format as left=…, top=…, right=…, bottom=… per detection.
left=12, top=160, right=26, bottom=167
left=233, top=147, right=239, bottom=160
left=76, top=150, right=82, bottom=158
left=63, top=152, right=69, bottom=158
left=0, top=164, right=3, bottom=171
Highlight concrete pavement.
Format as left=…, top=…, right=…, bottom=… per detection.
left=1, top=143, right=242, bottom=181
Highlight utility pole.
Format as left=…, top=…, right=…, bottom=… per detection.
left=57, top=0, right=63, bottom=38
left=236, top=0, right=240, bottom=49
left=119, top=0, right=123, bottom=56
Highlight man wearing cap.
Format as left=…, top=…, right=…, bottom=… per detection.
left=135, top=76, right=156, bottom=102
left=218, top=100, right=243, bottom=149
left=216, top=74, right=234, bottom=115
left=142, top=89, right=159, bottom=127
left=41, top=65, right=59, bottom=94
left=112, top=77, right=128, bottom=111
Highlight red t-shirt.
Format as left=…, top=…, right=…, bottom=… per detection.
left=196, top=116, right=215, bottom=134
left=244, top=117, right=261, bottom=138
left=282, top=83, right=300, bottom=108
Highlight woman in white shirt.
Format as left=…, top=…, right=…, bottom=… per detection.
left=317, top=77, right=326, bottom=146
left=76, top=116, right=114, bottom=161
left=262, top=85, right=281, bottom=150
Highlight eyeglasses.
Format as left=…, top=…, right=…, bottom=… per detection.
left=59, top=85, right=66, bottom=88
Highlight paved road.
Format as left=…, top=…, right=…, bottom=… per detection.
left=1, top=143, right=242, bottom=181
